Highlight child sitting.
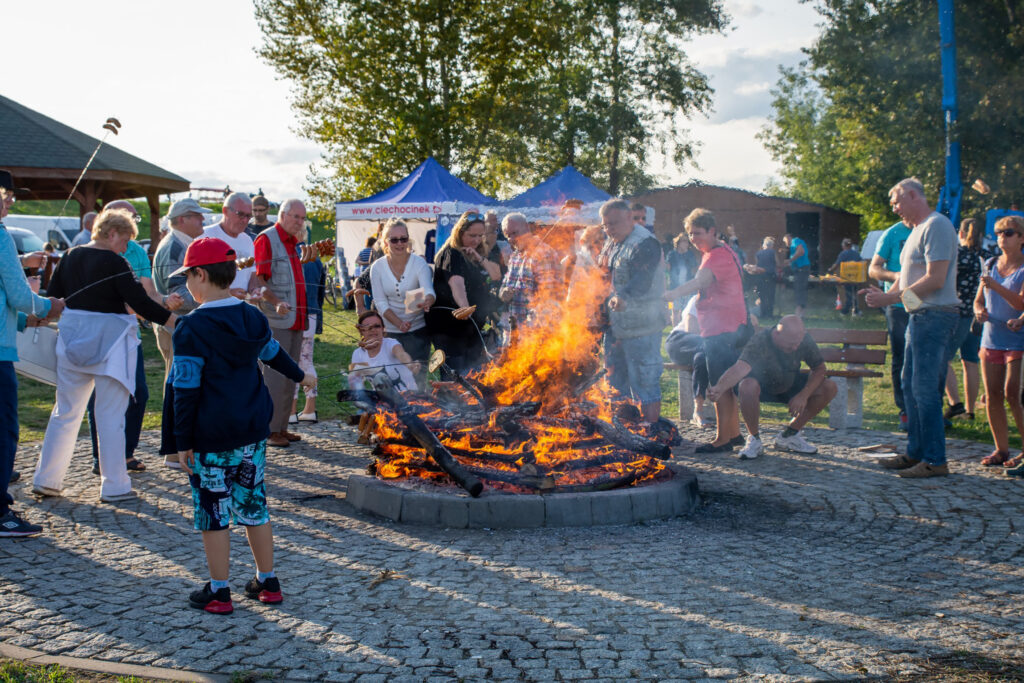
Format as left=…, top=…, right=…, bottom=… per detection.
left=160, top=238, right=315, bottom=615
left=349, top=310, right=420, bottom=393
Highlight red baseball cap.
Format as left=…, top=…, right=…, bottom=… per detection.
left=170, top=237, right=236, bottom=278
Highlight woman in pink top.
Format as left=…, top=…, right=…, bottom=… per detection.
left=664, top=209, right=747, bottom=453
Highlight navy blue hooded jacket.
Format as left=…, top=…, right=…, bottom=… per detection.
left=159, top=299, right=303, bottom=455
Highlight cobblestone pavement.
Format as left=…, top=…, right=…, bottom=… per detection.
left=1, top=420, right=1022, bottom=682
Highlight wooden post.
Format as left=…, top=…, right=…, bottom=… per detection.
left=146, top=193, right=161, bottom=252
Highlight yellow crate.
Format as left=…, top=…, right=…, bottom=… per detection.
left=839, top=261, right=868, bottom=283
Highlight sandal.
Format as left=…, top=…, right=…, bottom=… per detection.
left=981, top=450, right=1011, bottom=467
left=126, top=457, right=146, bottom=472
left=1003, top=453, right=1024, bottom=468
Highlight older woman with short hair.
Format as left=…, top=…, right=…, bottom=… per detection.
left=33, top=209, right=177, bottom=503
left=369, top=219, right=435, bottom=383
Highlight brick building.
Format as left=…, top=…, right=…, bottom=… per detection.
left=633, top=183, right=861, bottom=273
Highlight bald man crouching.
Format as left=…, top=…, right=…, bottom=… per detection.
left=706, top=315, right=837, bottom=459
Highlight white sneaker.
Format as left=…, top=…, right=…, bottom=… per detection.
left=31, top=484, right=62, bottom=498
left=288, top=413, right=298, bottom=424
left=738, top=434, right=763, bottom=460
left=774, top=430, right=818, bottom=454
left=100, top=490, right=137, bottom=503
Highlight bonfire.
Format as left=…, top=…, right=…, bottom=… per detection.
left=339, top=242, right=679, bottom=496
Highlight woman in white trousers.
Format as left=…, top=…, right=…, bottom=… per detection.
left=33, top=210, right=177, bottom=502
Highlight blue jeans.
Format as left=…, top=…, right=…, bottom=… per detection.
left=604, top=330, right=663, bottom=405
left=903, top=309, right=957, bottom=465
left=1, top=361, right=17, bottom=516
left=885, top=305, right=909, bottom=414
left=88, top=346, right=148, bottom=465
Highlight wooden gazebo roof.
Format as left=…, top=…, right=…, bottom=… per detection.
left=0, top=94, right=190, bottom=241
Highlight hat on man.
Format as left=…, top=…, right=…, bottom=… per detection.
left=167, top=197, right=205, bottom=221
left=252, top=195, right=270, bottom=209
left=0, top=169, right=29, bottom=194
left=170, top=237, right=237, bottom=278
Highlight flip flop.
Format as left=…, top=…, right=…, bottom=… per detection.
left=126, top=457, right=146, bottom=472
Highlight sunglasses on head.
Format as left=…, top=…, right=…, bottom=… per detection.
left=389, top=236, right=409, bottom=244
left=464, top=212, right=485, bottom=223
left=996, top=229, right=1019, bottom=237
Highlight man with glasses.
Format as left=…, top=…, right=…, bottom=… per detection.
left=205, top=192, right=255, bottom=298
left=153, top=198, right=206, bottom=417
left=253, top=199, right=309, bottom=448
left=1, top=170, right=63, bottom=536
left=498, top=212, right=561, bottom=329
left=247, top=194, right=274, bottom=239
left=862, top=178, right=958, bottom=478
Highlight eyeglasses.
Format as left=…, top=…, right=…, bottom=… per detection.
left=389, top=236, right=409, bottom=244
left=253, top=207, right=268, bottom=213
left=358, top=323, right=384, bottom=331
left=286, top=212, right=307, bottom=221
left=996, top=229, right=1019, bottom=237
left=229, top=208, right=253, bottom=220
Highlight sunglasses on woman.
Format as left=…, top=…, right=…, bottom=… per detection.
left=464, top=212, right=485, bottom=222
left=996, top=229, right=1019, bottom=237
left=389, top=236, right=409, bottom=243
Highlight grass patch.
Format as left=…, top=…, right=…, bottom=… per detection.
left=0, top=658, right=152, bottom=682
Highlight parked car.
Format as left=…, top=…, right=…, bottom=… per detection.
left=5, top=226, right=47, bottom=255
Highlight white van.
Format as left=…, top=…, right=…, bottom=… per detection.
left=3, top=215, right=80, bottom=251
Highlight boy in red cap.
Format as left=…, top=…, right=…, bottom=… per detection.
left=160, top=237, right=315, bottom=614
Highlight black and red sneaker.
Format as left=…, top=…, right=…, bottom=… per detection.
left=244, top=576, right=283, bottom=604
left=188, top=583, right=233, bottom=614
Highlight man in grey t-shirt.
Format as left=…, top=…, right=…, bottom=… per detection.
left=861, top=178, right=957, bottom=478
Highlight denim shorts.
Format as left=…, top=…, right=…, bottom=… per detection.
left=604, top=330, right=663, bottom=404
left=189, top=440, right=269, bottom=531
left=703, top=330, right=742, bottom=385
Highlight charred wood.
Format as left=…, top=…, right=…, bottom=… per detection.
left=369, top=375, right=484, bottom=497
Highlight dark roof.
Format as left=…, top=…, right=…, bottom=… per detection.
left=0, top=94, right=188, bottom=184
left=637, top=180, right=860, bottom=218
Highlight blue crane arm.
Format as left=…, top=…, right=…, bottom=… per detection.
left=937, top=0, right=962, bottom=225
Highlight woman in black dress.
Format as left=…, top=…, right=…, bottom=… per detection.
left=426, top=211, right=501, bottom=376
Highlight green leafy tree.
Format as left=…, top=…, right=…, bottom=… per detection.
left=254, top=0, right=725, bottom=211
left=761, top=0, right=1024, bottom=234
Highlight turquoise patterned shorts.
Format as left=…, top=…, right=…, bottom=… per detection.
left=188, top=440, right=269, bottom=531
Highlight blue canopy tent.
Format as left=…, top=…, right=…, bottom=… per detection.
left=334, top=157, right=493, bottom=269
left=502, top=166, right=611, bottom=208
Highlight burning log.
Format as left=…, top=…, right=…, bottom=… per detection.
left=583, top=416, right=671, bottom=460
left=368, top=375, right=484, bottom=497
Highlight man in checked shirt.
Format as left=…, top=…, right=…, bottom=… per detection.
left=498, top=212, right=562, bottom=330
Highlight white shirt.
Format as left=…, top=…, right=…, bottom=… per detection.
left=349, top=338, right=417, bottom=392
left=204, top=223, right=255, bottom=290
left=369, top=253, right=435, bottom=333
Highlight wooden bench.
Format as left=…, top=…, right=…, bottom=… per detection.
left=663, top=327, right=888, bottom=429
left=807, top=328, right=888, bottom=429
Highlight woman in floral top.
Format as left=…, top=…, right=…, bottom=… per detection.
left=944, top=218, right=990, bottom=422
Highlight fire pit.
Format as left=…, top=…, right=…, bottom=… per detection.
left=338, top=264, right=698, bottom=526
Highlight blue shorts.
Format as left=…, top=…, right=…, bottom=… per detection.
left=604, top=330, right=663, bottom=405
left=703, top=330, right=743, bottom=385
left=189, top=440, right=269, bottom=531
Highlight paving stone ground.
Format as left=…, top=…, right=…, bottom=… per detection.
left=1, top=420, right=1022, bottom=682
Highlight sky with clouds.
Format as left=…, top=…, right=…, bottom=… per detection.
left=4, top=0, right=821, bottom=202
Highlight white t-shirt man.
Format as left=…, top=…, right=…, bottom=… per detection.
left=204, top=222, right=254, bottom=291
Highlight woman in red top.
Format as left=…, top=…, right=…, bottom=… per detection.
left=664, top=209, right=748, bottom=453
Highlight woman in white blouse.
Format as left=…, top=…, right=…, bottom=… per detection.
left=369, top=219, right=435, bottom=383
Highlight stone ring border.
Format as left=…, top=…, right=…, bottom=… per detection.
left=346, top=465, right=699, bottom=528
